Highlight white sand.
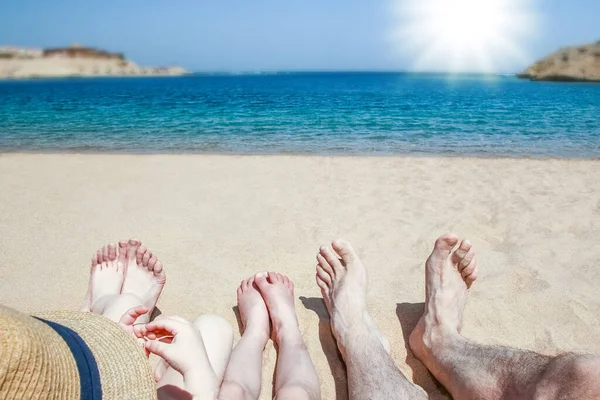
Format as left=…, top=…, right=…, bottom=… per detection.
left=0, top=154, right=599, bottom=399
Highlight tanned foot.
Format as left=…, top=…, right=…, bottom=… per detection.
left=409, top=233, right=478, bottom=363
left=254, top=272, right=302, bottom=345
left=315, top=239, right=391, bottom=357
left=82, top=243, right=125, bottom=312
left=120, top=239, right=166, bottom=314
left=237, top=276, right=270, bottom=345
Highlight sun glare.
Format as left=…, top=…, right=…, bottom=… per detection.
left=390, top=0, right=538, bottom=73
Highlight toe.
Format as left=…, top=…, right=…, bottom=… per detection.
left=92, top=252, right=99, bottom=267
left=254, top=272, right=269, bottom=291
left=136, top=246, right=147, bottom=264
left=102, top=245, right=109, bottom=262
left=154, top=261, right=163, bottom=274
left=433, top=233, right=459, bottom=256
left=127, top=238, right=141, bottom=261
left=461, top=259, right=477, bottom=280
left=465, top=269, right=478, bottom=287
left=108, top=243, right=117, bottom=261
left=101, top=261, right=108, bottom=270
left=320, top=246, right=343, bottom=273
left=148, top=256, right=158, bottom=270
left=118, top=241, right=128, bottom=264
left=317, top=253, right=334, bottom=277
left=458, top=250, right=475, bottom=273
left=96, top=249, right=103, bottom=264
left=142, top=250, right=152, bottom=266
left=452, top=239, right=472, bottom=264
left=316, top=265, right=332, bottom=285
left=316, top=275, right=330, bottom=296
left=282, top=275, right=290, bottom=285
left=332, top=239, right=358, bottom=265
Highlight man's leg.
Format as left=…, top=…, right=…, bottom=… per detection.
left=409, top=233, right=600, bottom=400
left=316, top=240, right=427, bottom=399
left=219, top=277, right=270, bottom=400
left=254, top=272, right=321, bottom=400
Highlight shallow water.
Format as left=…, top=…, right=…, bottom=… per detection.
left=0, top=73, right=599, bottom=157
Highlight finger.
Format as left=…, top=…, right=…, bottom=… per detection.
left=145, top=340, right=171, bottom=360
left=145, top=318, right=185, bottom=335
left=119, top=306, right=149, bottom=326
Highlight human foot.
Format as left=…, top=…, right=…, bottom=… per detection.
left=82, top=243, right=125, bottom=312
left=120, top=239, right=166, bottom=315
left=409, top=234, right=478, bottom=362
left=237, top=276, right=270, bottom=345
left=316, top=239, right=391, bottom=356
left=253, top=272, right=302, bottom=345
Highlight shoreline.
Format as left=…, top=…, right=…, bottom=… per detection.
left=0, top=151, right=598, bottom=161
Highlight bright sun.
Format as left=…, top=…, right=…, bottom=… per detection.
left=391, top=0, right=538, bottom=72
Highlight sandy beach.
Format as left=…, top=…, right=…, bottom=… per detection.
left=0, top=153, right=599, bottom=399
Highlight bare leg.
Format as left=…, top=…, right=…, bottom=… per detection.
left=409, top=233, right=600, bottom=400
left=155, top=315, right=234, bottom=398
left=316, top=240, right=426, bottom=400
left=219, top=276, right=270, bottom=400
left=254, top=272, right=320, bottom=400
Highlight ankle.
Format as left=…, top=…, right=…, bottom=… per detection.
left=410, top=317, right=461, bottom=361
left=242, top=324, right=270, bottom=346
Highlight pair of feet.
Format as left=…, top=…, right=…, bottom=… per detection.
left=315, top=235, right=477, bottom=366
left=83, top=238, right=167, bottom=319
left=237, top=272, right=303, bottom=348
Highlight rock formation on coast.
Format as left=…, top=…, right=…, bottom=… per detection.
left=518, top=41, right=600, bottom=82
left=0, top=44, right=187, bottom=79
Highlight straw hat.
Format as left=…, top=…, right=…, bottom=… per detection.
left=0, top=305, right=156, bottom=399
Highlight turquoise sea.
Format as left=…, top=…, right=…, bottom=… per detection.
left=0, top=73, right=598, bottom=157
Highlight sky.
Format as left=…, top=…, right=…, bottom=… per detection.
left=0, top=0, right=598, bottom=73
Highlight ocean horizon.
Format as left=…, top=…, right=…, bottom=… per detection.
left=1, top=72, right=598, bottom=157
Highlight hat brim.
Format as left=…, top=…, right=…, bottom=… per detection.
left=33, top=311, right=156, bottom=400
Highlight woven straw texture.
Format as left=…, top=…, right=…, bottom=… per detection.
left=1, top=306, right=156, bottom=399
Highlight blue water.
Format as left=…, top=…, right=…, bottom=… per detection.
left=0, top=73, right=599, bottom=157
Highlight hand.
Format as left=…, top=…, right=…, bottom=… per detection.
left=119, top=306, right=149, bottom=335
left=133, top=316, right=210, bottom=377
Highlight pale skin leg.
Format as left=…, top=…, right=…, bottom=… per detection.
left=219, top=273, right=321, bottom=400
left=409, top=233, right=600, bottom=400
left=316, top=240, right=427, bottom=400
left=254, top=272, right=320, bottom=400
left=154, top=315, right=234, bottom=399
left=219, top=276, right=270, bottom=400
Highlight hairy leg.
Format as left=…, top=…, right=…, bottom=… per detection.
left=254, top=272, right=320, bottom=400
left=410, top=234, right=600, bottom=400
left=219, top=277, right=270, bottom=400
left=316, top=240, right=426, bottom=399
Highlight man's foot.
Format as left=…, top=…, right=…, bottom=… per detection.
left=120, top=239, right=167, bottom=314
left=237, top=276, right=270, bottom=345
left=409, top=233, right=478, bottom=362
left=82, top=243, right=125, bottom=312
left=254, top=272, right=302, bottom=345
left=316, top=239, right=390, bottom=357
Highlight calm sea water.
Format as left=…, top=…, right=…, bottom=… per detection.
left=0, top=73, right=599, bottom=157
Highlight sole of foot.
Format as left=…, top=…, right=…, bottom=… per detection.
left=254, top=272, right=302, bottom=345
left=82, top=242, right=124, bottom=312
left=316, top=239, right=391, bottom=356
left=120, top=239, right=167, bottom=314
left=409, top=233, right=478, bottom=362
left=237, top=276, right=270, bottom=345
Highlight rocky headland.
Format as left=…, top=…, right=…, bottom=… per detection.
left=0, top=44, right=187, bottom=79
left=518, top=41, right=600, bottom=82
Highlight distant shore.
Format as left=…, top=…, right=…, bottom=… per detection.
left=0, top=45, right=187, bottom=79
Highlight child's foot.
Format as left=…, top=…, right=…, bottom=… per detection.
left=237, top=276, right=270, bottom=346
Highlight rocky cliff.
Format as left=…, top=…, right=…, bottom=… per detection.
left=518, top=41, right=600, bottom=82
left=0, top=45, right=187, bottom=79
